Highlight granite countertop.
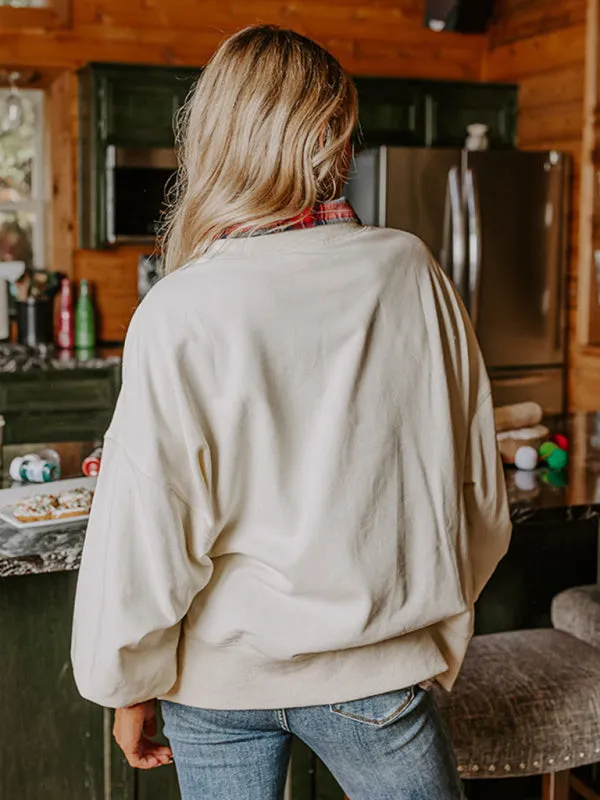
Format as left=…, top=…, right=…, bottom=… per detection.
left=0, top=519, right=86, bottom=578
left=3, top=413, right=600, bottom=578
left=0, top=343, right=121, bottom=373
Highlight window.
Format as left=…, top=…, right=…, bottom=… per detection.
left=0, top=89, right=45, bottom=268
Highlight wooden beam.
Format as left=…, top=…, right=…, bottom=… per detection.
left=576, top=0, right=599, bottom=345
left=47, top=70, right=77, bottom=277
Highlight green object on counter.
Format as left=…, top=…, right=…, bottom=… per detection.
left=541, top=468, right=568, bottom=488
left=75, top=279, right=96, bottom=350
left=547, top=448, right=569, bottom=471
left=539, top=441, right=558, bottom=460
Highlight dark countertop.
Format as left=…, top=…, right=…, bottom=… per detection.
left=506, top=413, right=600, bottom=526
left=2, top=413, right=600, bottom=578
left=0, top=343, right=121, bottom=373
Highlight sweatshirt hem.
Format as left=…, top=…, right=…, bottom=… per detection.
left=161, top=628, right=451, bottom=710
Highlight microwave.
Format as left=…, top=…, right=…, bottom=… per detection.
left=105, top=145, right=177, bottom=244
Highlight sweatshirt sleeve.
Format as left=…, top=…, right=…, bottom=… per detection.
left=464, top=388, right=512, bottom=601
left=71, top=302, right=215, bottom=708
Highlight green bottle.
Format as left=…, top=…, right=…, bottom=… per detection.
left=75, top=279, right=96, bottom=350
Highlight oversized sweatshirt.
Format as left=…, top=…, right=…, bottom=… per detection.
left=71, top=222, right=511, bottom=710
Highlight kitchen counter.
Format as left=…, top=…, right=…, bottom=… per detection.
left=506, top=413, right=600, bottom=526
left=0, top=518, right=86, bottom=578
left=0, top=343, right=121, bottom=373
left=2, top=413, right=600, bottom=578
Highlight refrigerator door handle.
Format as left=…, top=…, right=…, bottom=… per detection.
left=105, top=144, right=117, bottom=245
left=464, top=167, right=482, bottom=325
left=447, top=166, right=466, bottom=298
left=441, top=171, right=452, bottom=275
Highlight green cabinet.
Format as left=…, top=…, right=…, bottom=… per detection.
left=0, top=367, right=121, bottom=444
left=97, top=66, right=195, bottom=148
left=355, top=77, right=517, bottom=150
left=353, top=78, right=425, bottom=147
left=0, top=571, right=105, bottom=800
left=424, top=82, right=518, bottom=148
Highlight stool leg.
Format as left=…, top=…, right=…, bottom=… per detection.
left=570, top=772, right=600, bottom=800
left=542, top=771, right=570, bottom=800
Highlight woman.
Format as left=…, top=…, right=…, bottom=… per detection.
left=72, top=26, right=511, bottom=800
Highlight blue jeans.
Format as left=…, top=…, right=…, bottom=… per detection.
left=161, top=686, right=464, bottom=799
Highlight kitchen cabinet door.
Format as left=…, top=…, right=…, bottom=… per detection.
left=0, top=571, right=105, bottom=800
left=0, top=367, right=120, bottom=444
left=99, top=67, right=198, bottom=148
left=354, top=78, right=426, bottom=148
left=425, top=82, right=518, bottom=148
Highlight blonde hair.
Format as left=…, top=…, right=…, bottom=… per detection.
left=161, top=26, right=358, bottom=274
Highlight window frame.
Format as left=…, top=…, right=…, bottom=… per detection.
left=0, top=88, right=46, bottom=268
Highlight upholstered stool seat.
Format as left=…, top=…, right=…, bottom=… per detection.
left=433, top=629, right=600, bottom=797
left=552, top=585, right=600, bottom=649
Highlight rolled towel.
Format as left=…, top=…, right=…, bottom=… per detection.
left=494, top=402, right=543, bottom=433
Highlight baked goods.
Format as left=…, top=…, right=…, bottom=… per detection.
left=54, top=487, right=94, bottom=519
left=494, top=402, right=543, bottom=433
left=13, top=494, right=58, bottom=523
left=11, top=486, right=94, bottom=524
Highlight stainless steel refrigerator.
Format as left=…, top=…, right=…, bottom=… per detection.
left=345, top=147, right=570, bottom=413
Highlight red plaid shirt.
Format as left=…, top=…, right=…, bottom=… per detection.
left=224, top=198, right=360, bottom=238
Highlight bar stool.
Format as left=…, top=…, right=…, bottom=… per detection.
left=552, top=584, right=600, bottom=799
left=433, top=628, right=600, bottom=800
left=552, top=585, right=600, bottom=648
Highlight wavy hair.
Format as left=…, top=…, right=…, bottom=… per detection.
left=160, top=26, right=358, bottom=273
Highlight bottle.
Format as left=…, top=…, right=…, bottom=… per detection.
left=75, top=279, right=96, bottom=351
left=82, top=446, right=103, bottom=477
left=57, top=277, right=74, bottom=349
left=9, top=454, right=61, bottom=483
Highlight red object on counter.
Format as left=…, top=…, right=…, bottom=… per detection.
left=57, top=277, right=74, bottom=349
left=82, top=447, right=103, bottom=477
left=552, top=433, right=569, bottom=451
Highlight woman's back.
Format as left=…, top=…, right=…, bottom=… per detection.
left=73, top=221, right=509, bottom=710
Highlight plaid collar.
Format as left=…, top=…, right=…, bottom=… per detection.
left=224, top=198, right=360, bottom=238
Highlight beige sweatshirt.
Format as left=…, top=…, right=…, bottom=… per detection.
left=71, top=223, right=511, bottom=710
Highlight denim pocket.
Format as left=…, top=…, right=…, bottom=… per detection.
left=330, top=687, right=417, bottom=728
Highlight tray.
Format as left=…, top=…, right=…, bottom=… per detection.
left=0, top=476, right=97, bottom=529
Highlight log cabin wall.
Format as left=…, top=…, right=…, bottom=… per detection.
left=484, top=0, right=590, bottom=410
left=1, top=0, right=487, bottom=341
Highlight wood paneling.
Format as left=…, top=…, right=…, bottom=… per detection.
left=1, top=1, right=486, bottom=80
left=486, top=0, right=587, bottom=410
left=74, top=247, right=146, bottom=342
left=490, top=0, right=586, bottom=46
left=0, top=0, right=71, bottom=31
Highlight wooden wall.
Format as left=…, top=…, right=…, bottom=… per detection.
left=484, top=0, right=589, bottom=410
left=2, top=0, right=487, bottom=341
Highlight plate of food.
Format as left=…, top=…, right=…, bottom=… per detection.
left=0, top=477, right=96, bottom=529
